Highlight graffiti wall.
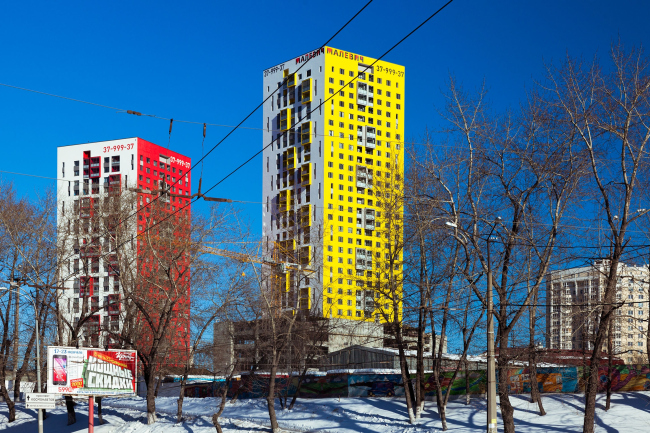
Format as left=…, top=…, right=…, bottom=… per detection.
left=503, top=367, right=579, bottom=394
left=595, top=365, right=650, bottom=393
left=292, top=373, right=349, bottom=398
left=348, top=374, right=404, bottom=397
left=181, top=365, right=650, bottom=399
left=422, top=370, right=488, bottom=397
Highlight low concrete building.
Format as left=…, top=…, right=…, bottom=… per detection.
left=214, top=318, right=446, bottom=373
left=326, top=344, right=467, bottom=372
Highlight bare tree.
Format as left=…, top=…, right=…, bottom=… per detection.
left=115, top=194, right=233, bottom=425
left=370, top=157, right=418, bottom=424
left=0, top=184, right=59, bottom=423
left=176, top=210, right=246, bottom=423
left=413, top=75, right=586, bottom=433
left=541, top=43, right=650, bottom=433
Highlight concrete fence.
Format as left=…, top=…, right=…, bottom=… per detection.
left=180, top=365, right=650, bottom=399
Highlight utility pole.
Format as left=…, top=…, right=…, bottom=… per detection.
left=446, top=217, right=498, bottom=431
left=486, top=221, right=499, bottom=433
left=11, top=277, right=19, bottom=399
left=6, top=282, right=43, bottom=433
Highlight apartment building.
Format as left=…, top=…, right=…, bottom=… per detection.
left=262, top=47, right=405, bottom=323
left=546, top=261, right=649, bottom=363
left=56, top=138, right=191, bottom=364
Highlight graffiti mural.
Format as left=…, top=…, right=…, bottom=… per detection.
left=348, top=374, right=404, bottom=397
left=292, top=373, right=349, bottom=398
left=502, top=367, right=579, bottom=394
left=596, top=365, right=650, bottom=392
left=178, top=365, right=650, bottom=399
left=422, top=370, right=488, bottom=397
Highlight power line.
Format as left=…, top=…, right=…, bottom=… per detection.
left=2, top=164, right=648, bottom=239
left=3, top=1, right=377, bottom=287
left=0, top=169, right=68, bottom=182
left=45, top=2, right=377, bottom=286
left=198, top=0, right=458, bottom=205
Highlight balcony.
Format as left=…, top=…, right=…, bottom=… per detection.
left=287, top=73, right=296, bottom=88
left=301, top=121, right=312, bottom=145
left=301, top=79, right=312, bottom=104
left=356, top=260, right=372, bottom=271
left=365, top=223, right=375, bottom=230
left=280, top=108, right=293, bottom=131
left=356, top=181, right=367, bottom=189
left=301, top=168, right=311, bottom=185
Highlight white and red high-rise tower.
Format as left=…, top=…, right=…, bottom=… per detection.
left=57, top=138, right=191, bottom=365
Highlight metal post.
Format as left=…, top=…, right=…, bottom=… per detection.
left=486, top=236, right=497, bottom=433
left=33, top=289, right=43, bottom=433
left=89, top=396, right=94, bottom=433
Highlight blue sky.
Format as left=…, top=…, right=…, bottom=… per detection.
left=2, top=0, right=650, bottom=233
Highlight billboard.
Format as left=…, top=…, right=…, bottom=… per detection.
left=47, top=347, right=137, bottom=396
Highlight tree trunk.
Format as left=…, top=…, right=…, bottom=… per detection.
left=266, top=352, right=280, bottom=433
left=465, top=360, right=470, bottom=405
left=154, top=374, right=162, bottom=397
left=212, top=413, right=224, bottom=433
left=288, top=365, right=308, bottom=410
left=97, top=397, right=104, bottom=424
left=177, top=374, right=188, bottom=423
left=498, top=327, right=516, bottom=433
left=528, top=352, right=545, bottom=415
left=415, top=305, right=425, bottom=420
left=395, top=323, right=416, bottom=424
left=435, top=380, right=447, bottom=430
left=14, top=320, right=39, bottom=404
left=431, top=330, right=447, bottom=430
left=145, top=369, right=158, bottom=424
left=605, top=320, right=613, bottom=411
left=65, top=395, right=76, bottom=425
left=528, top=287, right=545, bottom=415
left=0, top=382, right=16, bottom=422
left=584, top=260, right=620, bottom=433
left=212, top=377, right=231, bottom=433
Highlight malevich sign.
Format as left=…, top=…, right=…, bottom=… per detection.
left=47, top=347, right=137, bottom=396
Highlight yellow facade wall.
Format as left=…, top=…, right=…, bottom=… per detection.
left=320, top=47, right=405, bottom=323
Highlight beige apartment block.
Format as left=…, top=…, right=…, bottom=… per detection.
left=546, top=261, right=649, bottom=364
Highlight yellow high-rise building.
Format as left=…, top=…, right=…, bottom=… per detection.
left=262, top=47, right=404, bottom=323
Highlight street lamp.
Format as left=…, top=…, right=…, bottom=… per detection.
left=446, top=218, right=499, bottom=433
left=486, top=220, right=500, bottom=433
left=3, top=283, right=43, bottom=433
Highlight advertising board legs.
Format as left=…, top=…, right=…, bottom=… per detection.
left=89, top=396, right=94, bottom=433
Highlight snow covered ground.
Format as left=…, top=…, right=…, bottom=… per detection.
left=2, top=392, right=650, bottom=432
